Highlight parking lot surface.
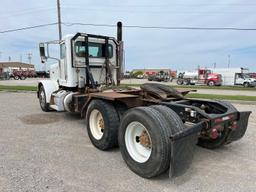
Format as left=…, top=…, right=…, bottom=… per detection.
left=0, top=92, right=255, bottom=192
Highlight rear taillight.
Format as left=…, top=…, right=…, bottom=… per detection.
left=210, top=128, right=219, bottom=139
left=231, top=121, right=238, bottom=130
left=214, top=114, right=234, bottom=123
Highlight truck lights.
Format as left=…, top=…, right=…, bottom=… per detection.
left=231, top=121, right=238, bottom=130
left=214, top=114, right=234, bottom=123
left=210, top=128, right=219, bottom=139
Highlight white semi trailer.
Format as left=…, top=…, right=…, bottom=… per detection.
left=37, top=22, right=251, bottom=178
left=210, top=68, right=256, bottom=87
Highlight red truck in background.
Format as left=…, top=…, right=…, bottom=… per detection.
left=9, top=70, right=36, bottom=80
left=177, top=68, right=222, bottom=86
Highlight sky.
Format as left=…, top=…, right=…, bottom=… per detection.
left=0, top=0, right=256, bottom=72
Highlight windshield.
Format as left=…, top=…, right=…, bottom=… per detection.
left=75, top=41, right=113, bottom=58
left=241, top=73, right=250, bottom=79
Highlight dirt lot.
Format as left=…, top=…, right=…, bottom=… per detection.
left=0, top=92, right=256, bottom=192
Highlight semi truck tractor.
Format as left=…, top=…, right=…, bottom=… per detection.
left=148, top=71, right=171, bottom=82
left=37, top=22, right=251, bottom=178
left=177, top=69, right=222, bottom=86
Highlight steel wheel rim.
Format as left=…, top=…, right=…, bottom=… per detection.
left=209, top=81, right=214, bottom=86
left=125, top=121, right=152, bottom=163
left=89, top=109, right=104, bottom=140
left=39, top=89, right=46, bottom=107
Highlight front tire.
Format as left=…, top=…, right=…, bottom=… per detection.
left=38, top=85, right=50, bottom=112
left=86, top=100, right=119, bottom=150
left=208, top=81, right=215, bottom=86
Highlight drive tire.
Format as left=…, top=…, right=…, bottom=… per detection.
left=38, top=85, right=50, bottom=112
left=86, top=99, right=119, bottom=150
left=177, top=79, right=183, bottom=85
left=20, top=76, right=26, bottom=80
left=119, top=107, right=173, bottom=178
left=183, top=79, right=190, bottom=85
left=150, top=105, right=185, bottom=134
left=14, top=76, right=19, bottom=80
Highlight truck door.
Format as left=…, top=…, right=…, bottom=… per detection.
left=198, top=69, right=206, bottom=84
left=235, top=73, right=244, bottom=85
left=59, top=43, right=67, bottom=82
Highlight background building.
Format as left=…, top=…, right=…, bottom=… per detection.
left=0, top=62, right=35, bottom=74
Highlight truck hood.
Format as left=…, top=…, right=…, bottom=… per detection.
left=246, top=78, right=256, bottom=82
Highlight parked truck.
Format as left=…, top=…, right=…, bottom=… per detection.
left=148, top=71, right=171, bottom=82
left=210, top=68, right=256, bottom=87
left=177, top=69, right=222, bottom=86
left=37, top=22, right=251, bottom=178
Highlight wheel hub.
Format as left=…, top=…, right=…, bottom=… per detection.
left=99, top=118, right=104, bottom=132
left=137, top=130, right=151, bottom=148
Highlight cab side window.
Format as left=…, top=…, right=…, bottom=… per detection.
left=60, top=44, right=66, bottom=59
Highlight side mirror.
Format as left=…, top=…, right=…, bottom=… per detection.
left=39, top=43, right=47, bottom=63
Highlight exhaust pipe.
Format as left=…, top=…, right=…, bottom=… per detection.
left=117, top=21, right=123, bottom=85
left=117, top=21, right=122, bottom=42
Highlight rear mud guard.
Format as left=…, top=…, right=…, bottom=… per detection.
left=169, top=122, right=204, bottom=178
left=226, top=111, right=251, bottom=143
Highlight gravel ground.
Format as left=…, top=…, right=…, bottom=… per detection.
left=0, top=92, right=255, bottom=192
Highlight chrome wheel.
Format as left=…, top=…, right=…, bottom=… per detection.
left=39, top=88, right=46, bottom=108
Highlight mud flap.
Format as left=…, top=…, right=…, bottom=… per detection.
left=226, top=111, right=251, bottom=143
left=169, top=122, right=204, bottom=178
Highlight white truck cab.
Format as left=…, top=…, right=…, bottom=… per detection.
left=235, top=73, right=256, bottom=87
left=38, top=29, right=123, bottom=112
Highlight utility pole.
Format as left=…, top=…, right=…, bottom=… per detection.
left=8, top=56, right=11, bottom=62
left=228, top=55, right=231, bottom=68
left=213, top=62, right=216, bottom=68
left=20, top=54, right=23, bottom=63
left=57, top=0, right=62, bottom=41
left=27, top=53, right=32, bottom=64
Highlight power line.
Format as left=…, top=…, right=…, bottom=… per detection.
left=0, top=7, right=56, bottom=18
left=61, top=7, right=255, bottom=15
left=63, top=3, right=256, bottom=7
left=63, top=22, right=256, bottom=31
left=1, top=22, right=256, bottom=34
left=0, top=23, right=58, bottom=34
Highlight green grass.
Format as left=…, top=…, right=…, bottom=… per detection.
left=187, top=93, right=256, bottom=101
left=1, top=85, right=256, bottom=101
left=121, top=84, right=256, bottom=91
left=0, top=85, right=37, bottom=92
